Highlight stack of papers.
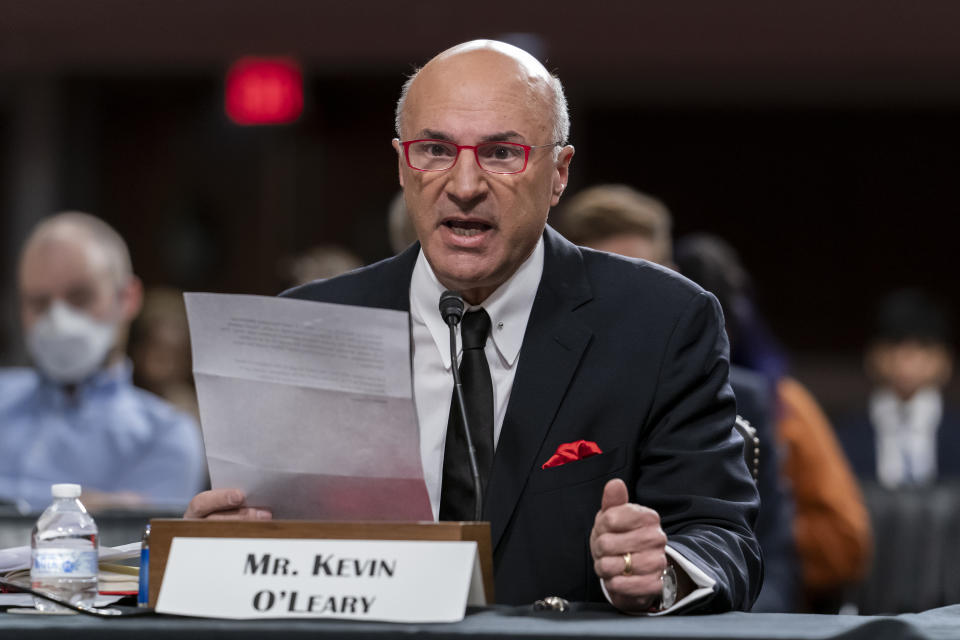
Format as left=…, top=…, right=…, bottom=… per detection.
left=0, top=542, right=141, bottom=608
left=0, top=541, right=140, bottom=574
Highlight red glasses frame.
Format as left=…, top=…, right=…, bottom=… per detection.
left=400, top=139, right=560, bottom=175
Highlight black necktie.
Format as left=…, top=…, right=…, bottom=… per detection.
left=439, top=309, right=494, bottom=521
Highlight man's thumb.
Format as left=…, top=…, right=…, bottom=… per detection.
left=601, top=478, right=629, bottom=511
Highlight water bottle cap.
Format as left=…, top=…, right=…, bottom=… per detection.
left=51, top=483, right=82, bottom=498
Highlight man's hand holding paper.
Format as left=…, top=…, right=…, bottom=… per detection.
left=184, top=489, right=271, bottom=520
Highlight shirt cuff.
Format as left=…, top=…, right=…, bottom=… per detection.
left=599, top=544, right=717, bottom=616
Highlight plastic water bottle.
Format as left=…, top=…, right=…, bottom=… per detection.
left=30, top=483, right=98, bottom=611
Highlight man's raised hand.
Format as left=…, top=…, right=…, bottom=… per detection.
left=589, top=478, right=668, bottom=613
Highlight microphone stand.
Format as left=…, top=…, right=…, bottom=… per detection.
left=440, top=291, right=484, bottom=522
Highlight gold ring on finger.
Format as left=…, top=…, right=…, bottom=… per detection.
left=622, top=552, right=633, bottom=576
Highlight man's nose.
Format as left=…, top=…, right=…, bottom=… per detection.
left=445, top=149, right=488, bottom=210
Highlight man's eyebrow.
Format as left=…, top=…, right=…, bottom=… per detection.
left=418, top=129, right=453, bottom=141
left=414, top=130, right=525, bottom=143
left=479, top=131, right=523, bottom=143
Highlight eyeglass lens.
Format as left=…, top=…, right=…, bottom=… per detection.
left=407, top=141, right=527, bottom=173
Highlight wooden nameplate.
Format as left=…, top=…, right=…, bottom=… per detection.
left=147, top=519, right=493, bottom=607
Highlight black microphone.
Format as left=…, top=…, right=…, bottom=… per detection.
left=438, top=290, right=483, bottom=521
left=439, top=290, right=465, bottom=326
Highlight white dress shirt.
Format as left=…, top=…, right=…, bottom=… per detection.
left=410, top=237, right=544, bottom=520
left=871, top=386, right=943, bottom=488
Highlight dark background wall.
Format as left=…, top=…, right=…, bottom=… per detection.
left=2, top=0, right=959, bottom=415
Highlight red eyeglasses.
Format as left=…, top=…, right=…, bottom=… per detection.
left=400, top=139, right=560, bottom=175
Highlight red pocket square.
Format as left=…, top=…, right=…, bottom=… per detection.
left=541, top=440, right=603, bottom=469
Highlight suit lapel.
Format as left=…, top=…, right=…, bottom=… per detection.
left=485, top=227, right=594, bottom=550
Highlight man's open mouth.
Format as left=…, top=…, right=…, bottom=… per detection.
left=444, top=219, right=492, bottom=237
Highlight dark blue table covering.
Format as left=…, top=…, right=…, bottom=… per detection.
left=2, top=603, right=959, bottom=640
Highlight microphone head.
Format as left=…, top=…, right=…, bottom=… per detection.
left=439, top=290, right=465, bottom=326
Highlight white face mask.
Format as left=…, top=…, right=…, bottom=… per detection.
left=26, top=300, right=117, bottom=384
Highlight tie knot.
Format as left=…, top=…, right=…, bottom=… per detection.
left=461, top=309, right=491, bottom=350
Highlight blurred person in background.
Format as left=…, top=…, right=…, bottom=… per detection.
left=280, top=244, right=364, bottom=288
left=837, top=290, right=959, bottom=488
left=0, top=212, right=207, bottom=512
left=555, top=184, right=799, bottom=612
left=387, top=190, right=419, bottom=254
left=674, top=233, right=873, bottom=613
left=129, top=287, right=200, bottom=421
left=555, top=184, right=674, bottom=267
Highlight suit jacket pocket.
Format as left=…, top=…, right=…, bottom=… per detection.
left=526, top=445, right=626, bottom=495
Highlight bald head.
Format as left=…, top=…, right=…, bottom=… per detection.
left=395, top=40, right=569, bottom=148
left=390, top=39, right=575, bottom=304
left=20, top=212, right=133, bottom=288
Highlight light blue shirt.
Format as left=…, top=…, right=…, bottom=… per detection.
left=0, top=361, right=207, bottom=512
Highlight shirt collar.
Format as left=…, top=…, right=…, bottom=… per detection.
left=871, top=386, right=943, bottom=432
left=37, top=359, right=133, bottom=404
left=410, top=236, right=544, bottom=370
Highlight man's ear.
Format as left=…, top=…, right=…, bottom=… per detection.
left=119, top=275, right=144, bottom=324
left=551, top=145, right=575, bottom=206
left=392, top=139, right=406, bottom=188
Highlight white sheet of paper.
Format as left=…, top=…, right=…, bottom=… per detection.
left=184, top=293, right=432, bottom=520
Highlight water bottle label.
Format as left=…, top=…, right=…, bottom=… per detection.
left=138, top=546, right=150, bottom=605
left=31, top=548, right=98, bottom=578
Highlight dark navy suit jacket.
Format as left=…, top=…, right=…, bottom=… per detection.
left=283, top=226, right=762, bottom=611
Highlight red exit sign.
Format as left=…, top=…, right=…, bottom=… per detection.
left=225, top=57, right=303, bottom=125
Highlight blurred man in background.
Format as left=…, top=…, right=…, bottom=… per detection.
left=556, top=184, right=799, bottom=612
left=837, top=289, right=959, bottom=487
left=555, top=184, right=674, bottom=267
left=0, top=212, right=207, bottom=512
left=387, top=190, right=419, bottom=254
